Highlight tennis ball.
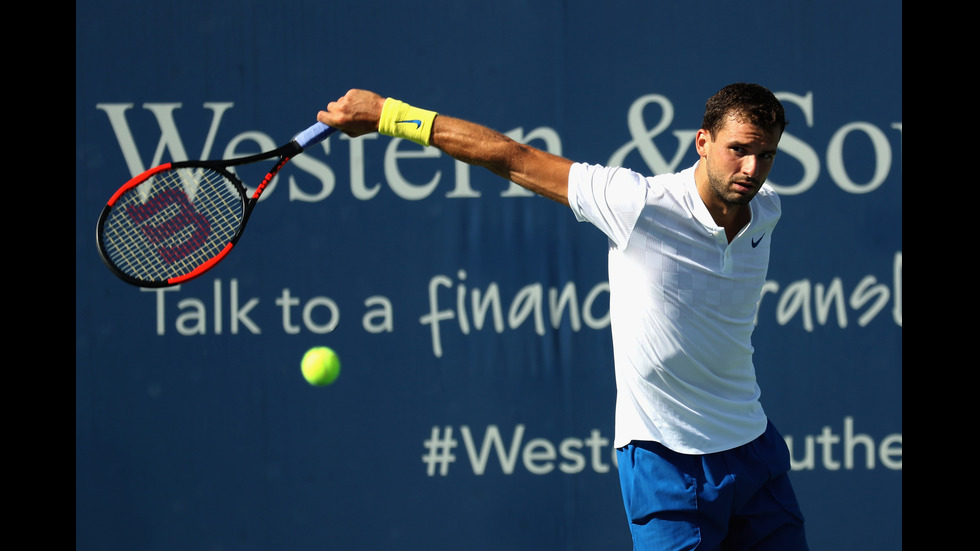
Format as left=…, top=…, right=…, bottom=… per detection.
left=301, top=346, right=341, bottom=386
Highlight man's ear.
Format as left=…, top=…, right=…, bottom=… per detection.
left=695, top=128, right=712, bottom=157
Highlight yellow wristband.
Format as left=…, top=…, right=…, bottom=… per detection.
left=378, top=98, right=438, bottom=146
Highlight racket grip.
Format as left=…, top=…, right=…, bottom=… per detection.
left=294, top=122, right=338, bottom=150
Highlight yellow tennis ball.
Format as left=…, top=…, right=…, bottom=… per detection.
left=301, top=346, right=341, bottom=386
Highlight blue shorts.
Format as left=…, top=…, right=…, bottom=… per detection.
left=617, top=421, right=808, bottom=550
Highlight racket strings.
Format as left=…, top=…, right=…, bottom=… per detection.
left=101, top=167, right=245, bottom=282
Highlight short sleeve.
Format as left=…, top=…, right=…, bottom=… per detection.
left=567, top=162, right=649, bottom=249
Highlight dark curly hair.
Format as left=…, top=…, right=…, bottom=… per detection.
left=702, top=83, right=787, bottom=136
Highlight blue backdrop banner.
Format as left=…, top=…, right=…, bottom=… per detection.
left=76, top=1, right=902, bottom=549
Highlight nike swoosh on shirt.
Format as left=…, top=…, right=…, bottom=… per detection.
left=752, top=234, right=766, bottom=248
left=396, top=119, right=423, bottom=129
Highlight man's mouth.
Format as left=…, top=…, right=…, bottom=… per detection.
left=732, top=179, right=756, bottom=192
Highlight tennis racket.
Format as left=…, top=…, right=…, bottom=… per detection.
left=97, top=122, right=337, bottom=288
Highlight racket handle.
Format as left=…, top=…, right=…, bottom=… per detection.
left=294, top=122, right=338, bottom=150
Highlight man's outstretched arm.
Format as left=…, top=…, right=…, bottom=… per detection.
left=318, top=89, right=573, bottom=205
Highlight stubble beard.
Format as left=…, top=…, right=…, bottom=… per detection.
left=707, top=169, right=758, bottom=207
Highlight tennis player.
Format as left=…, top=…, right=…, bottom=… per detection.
left=318, top=83, right=808, bottom=550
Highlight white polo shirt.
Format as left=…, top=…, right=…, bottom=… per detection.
left=567, top=161, right=781, bottom=454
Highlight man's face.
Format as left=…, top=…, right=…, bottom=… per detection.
left=697, top=116, right=781, bottom=209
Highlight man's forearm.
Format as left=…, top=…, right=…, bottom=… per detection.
left=430, top=115, right=572, bottom=205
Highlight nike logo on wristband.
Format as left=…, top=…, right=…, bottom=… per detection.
left=396, top=119, right=423, bottom=129
left=752, top=234, right=766, bottom=248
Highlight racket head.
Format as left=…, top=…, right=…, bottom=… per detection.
left=96, top=162, right=250, bottom=287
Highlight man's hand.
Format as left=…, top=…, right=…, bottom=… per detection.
left=317, top=89, right=387, bottom=137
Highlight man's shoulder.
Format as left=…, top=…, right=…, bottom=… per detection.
left=753, top=183, right=782, bottom=223
left=756, top=183, right=781, bottom=206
